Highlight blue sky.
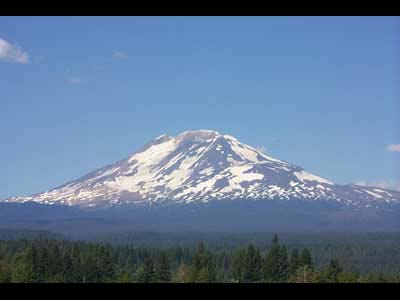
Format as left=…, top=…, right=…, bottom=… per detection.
left=0, top=16, right=399, bottom=198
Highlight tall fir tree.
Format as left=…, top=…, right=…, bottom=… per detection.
left=11, top=246, right=38, bottom=283
left=300, top=248, right=313, bottom=269
left=189, top=243, right=216, bottom=283
left=289, top=248, right=300, bottom=276
left=155, top=252, right=171, bottom=283
left=324, top=258, right=343, bottom=283
left=277, top=245, right=289, bottom=282
left=71, top=243, right=82, bottom=283
left=36, top=245, right=50, bottom=282
left=61, top=252, right=73, bottom=283
left=290, top=265, right=315, bottom=283
left=136, top=254, right=155, bottom=283
left=231, top=248, right=247, bottom=283
left=0, top=254, right=11, bottom=283
left=263, top=234, right=281, bottom=282
left=98, top=246, right=114, bottom=282
left=47, top=243, right=62, bottom=277
left=174, top=262, right=190, bottom=283
left=242, top=244, right=263, bottom=283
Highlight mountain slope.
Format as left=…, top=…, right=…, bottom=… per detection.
left=3, top=130, right=400, bottom=208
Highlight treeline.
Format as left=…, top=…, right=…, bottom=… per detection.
left=1, top=235, right=400, bottom=283
left=89, top=231, right=400, bottom=275
left=2, top=230, right=400, bottom=275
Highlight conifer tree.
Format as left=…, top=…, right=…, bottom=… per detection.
left=300, top=248, right=313, bottom=269
left=99, top=247, right=114, bottom=282
left=36, top=245, right=50, bottom=282
left=272, top=234, right=279, bottom=244
left=277, top=245, right=289, bottom=282
left=324, top=258, right=343, bottom=283
left=263, top=234, right=281, bottom=282
left=174, top=262, right=190, bottom=283
left=290, top=265, right=315, bottom=283
left=231, top=248, right=247, bottom=283
left=136, top=254, right=155, bottom=283
left=189, top=243, right=216, bottom=283
left=243, top=244, right=263, bottom=283
left=0, top=254, right=11, bottom=283
left=289, top=248, right=300, bottom=276
left=11, top=246, right=38, bottom=283
left=155, top=252, right=171, bottom=282
left=61, top=252, right=73, bottom=283
left=71, top=244, right=82, bottom=282
left=47, top=243, right=62, bottom=277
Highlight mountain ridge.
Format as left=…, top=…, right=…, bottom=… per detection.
left=3, top=130, right=400, bottom=209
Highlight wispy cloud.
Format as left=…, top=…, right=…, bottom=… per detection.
left=112, top=50, right=128, bottom=59
left=354, top=180, right=400, bottom=191
left=386, top=144, right=400, bottom=153
left=67, top=77, right=82, bottom=85
left=0, top=37, right=29, bottom=64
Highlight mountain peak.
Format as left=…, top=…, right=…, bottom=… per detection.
left=175, top=130, right=221, bottom=142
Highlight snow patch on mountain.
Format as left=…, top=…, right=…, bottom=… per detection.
left=293, top=171, right=333, bottom=185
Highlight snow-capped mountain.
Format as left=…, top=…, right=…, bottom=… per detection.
left=4, top=130, right=400, bottom=209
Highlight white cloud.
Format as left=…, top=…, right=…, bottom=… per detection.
left=354, top=180, right=400, bottom=191
left=67, top=77, right=82, bottom=85
left=113, top=50, right=128, bottom=59
left=0, top=37, right=29, bottom=64
left=386, top=144, right=400, bottom=153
